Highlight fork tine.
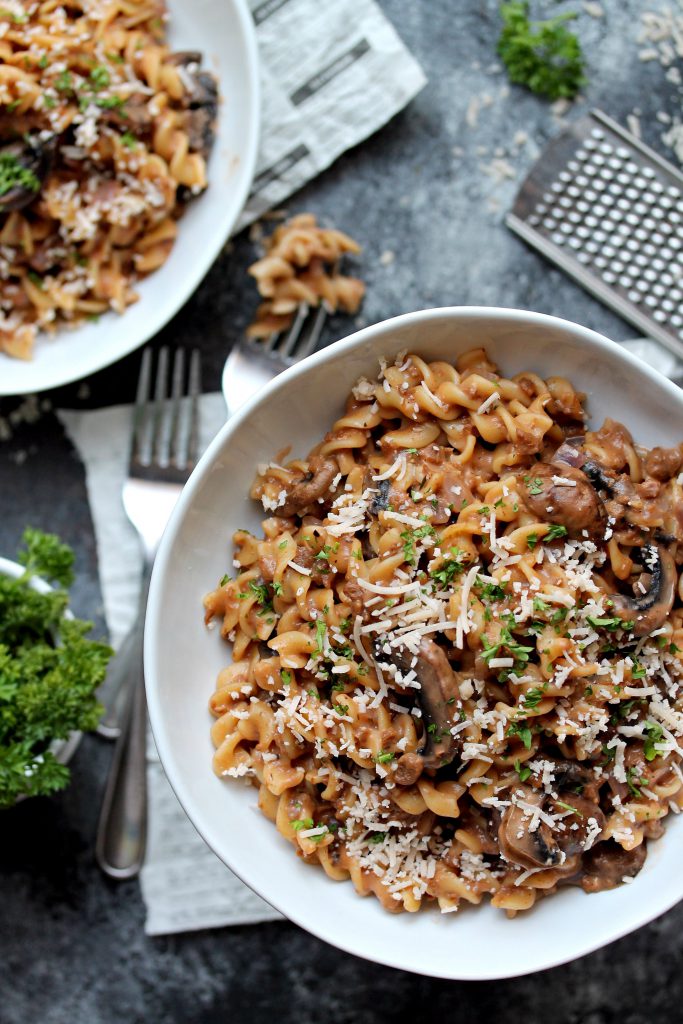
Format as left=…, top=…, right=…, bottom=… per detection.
left=277, top=303, right=309, bottom=358
left=294, top=303, right=328, bottom=360
left=186, top=348, right=201, bottom=469
left=150, top=346, right=170, bottom=467
left=168, top=348, right=186, bottom=469
left=131, top=348, right=152, bottom=465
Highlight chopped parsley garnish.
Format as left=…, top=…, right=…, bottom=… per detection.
left=514, top=759, right=532, bottom=782
left=290, top=818, right=314, bottom=831
left=526, top=532, right=538, bottom=550
left=120, top=131, right=137, bottom=149
left=643, top=721, right=664, bottom=762
left=476, top=577, right=507, bottom=602
left=430, top=548, right=464, bottom=588
left=368, top=833, right=385, bottom=845
left=219, top=573, right=230, bottom=587
left=272, top=581, right=283, bottom=596
left=94, top=94, right=125, bottom=110
left=522, top=686, right=545, bottom=709
left=586, top=615, right=633, bottom=632
left=89, top=65, right=110, bottom=90
left=626, top=768, right=644, bottom=798
left=26, top=270, right=43, bottom=289
left=314, top=619, right=326, bottom=656
left=545, top=524, right=568, bottom=542
left=482, top=628, right=534, bottom=666
left=278, top=539, right=288, bottom=549
left=497, top=1, right=586, bottom=101
left=507, top=721, right=533, bottom=749
left=374, top=750, right=394, bottom=764
left=248, top=580, right=270, bottom=606
left=333, top=703, right=349, bottom=716
left=532, top=597, right=548, bottom=612
left=280, top=669, right=292, bottom=686
left=556, top=800, right=583, bottom=817
left=0, top=152, right=40, bottom=199
left=524, top=474, right=544, bottom=495
left=55, top=70, right=73, bottom=93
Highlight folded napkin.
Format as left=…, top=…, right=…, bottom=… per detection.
left=58, top=337, right=682, bottom=936
left=60, top=394, right=283, bottom=935
left=238, top=0, right=427, bottom=229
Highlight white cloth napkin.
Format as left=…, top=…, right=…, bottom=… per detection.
left=59, top=395, right=282, bottom=935
left=238, top=0, right=427, bottom=229
left=58, top=337, right=682, bottom=936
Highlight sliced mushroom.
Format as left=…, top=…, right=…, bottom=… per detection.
left=580, top=839, right=646, bottom=893
left=554, top=436, right=616, bottom=493
left=520, top=461, right=605, bottom=536
left=376, top=638, right=461, bottom=779
left=608, top=542, right=676, bottom=636
left=277, top=457, right=338, bottom=517
left=498, top=790, right=563, bottom=868
left=0, top=136, right=53, bottom=212
left=548, top=794, right=606, bottom=857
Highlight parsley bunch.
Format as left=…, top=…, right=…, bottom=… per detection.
left=0, top=529, right=111, bottom=807
left=497, top=2, right=586, bottom=101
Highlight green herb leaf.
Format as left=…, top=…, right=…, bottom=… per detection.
left=0, top=151, right=41, bottom=199
left=497, top=1, right=586, bottom=101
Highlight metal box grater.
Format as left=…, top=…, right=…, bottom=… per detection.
left=507, top=108, right=683, bottom=362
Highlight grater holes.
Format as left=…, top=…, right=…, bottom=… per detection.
left=628, top=290, right=641, bottom=303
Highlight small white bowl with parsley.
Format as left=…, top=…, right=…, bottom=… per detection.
left=0, top=529, right=111, bottom=808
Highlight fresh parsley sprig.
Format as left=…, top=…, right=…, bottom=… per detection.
left=0, top=529, right=111, bottom=807
left=497, top=1, right=586, bottom=101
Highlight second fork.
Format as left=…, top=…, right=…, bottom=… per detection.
left=95, top=346, right=201, bottom=880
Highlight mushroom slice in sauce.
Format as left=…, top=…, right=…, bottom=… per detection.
left=520, top=461, right=605, bottom=536
left=580, top=840, right=647, bottom=893
left=277, top=457, right=338, bottom=517
left=608, top=543, right=676, bottom=637
left=498, top=790, right=563, bottom=869
left=376, top=638, right=461, bottom=780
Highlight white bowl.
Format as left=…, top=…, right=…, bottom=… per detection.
left=1, top=0, right=260, bottom=396
left=0, top=557, right=81, bottom=789
left=145, top=307, right=683, bottom=979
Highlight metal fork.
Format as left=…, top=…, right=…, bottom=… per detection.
left=222, top=302, right=328, bottom=416
left=95, top=346, right=201, bottom=880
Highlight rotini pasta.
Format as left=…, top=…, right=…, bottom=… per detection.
left=0, top=0, right=217, bottom=359
left=204, top=347, right=683, bottom=917
left=246, top=213, right=365, bottom=340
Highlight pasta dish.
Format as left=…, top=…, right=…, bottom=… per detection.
left=0, top=0, right=217, bottom=359
left=204, top=347, right=683, bottom=915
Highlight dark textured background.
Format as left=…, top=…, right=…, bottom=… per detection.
left=1, top=2, right=682, bottom=1021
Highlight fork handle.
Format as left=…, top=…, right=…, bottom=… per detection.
left=95, top=642, right=148, bottom=880
left=96, top=562, right=152, bottom=739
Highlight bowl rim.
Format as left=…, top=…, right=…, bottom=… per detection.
left=145, top=305, right=683, bottom=978
left=0, top=0, right=261, bottom=395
